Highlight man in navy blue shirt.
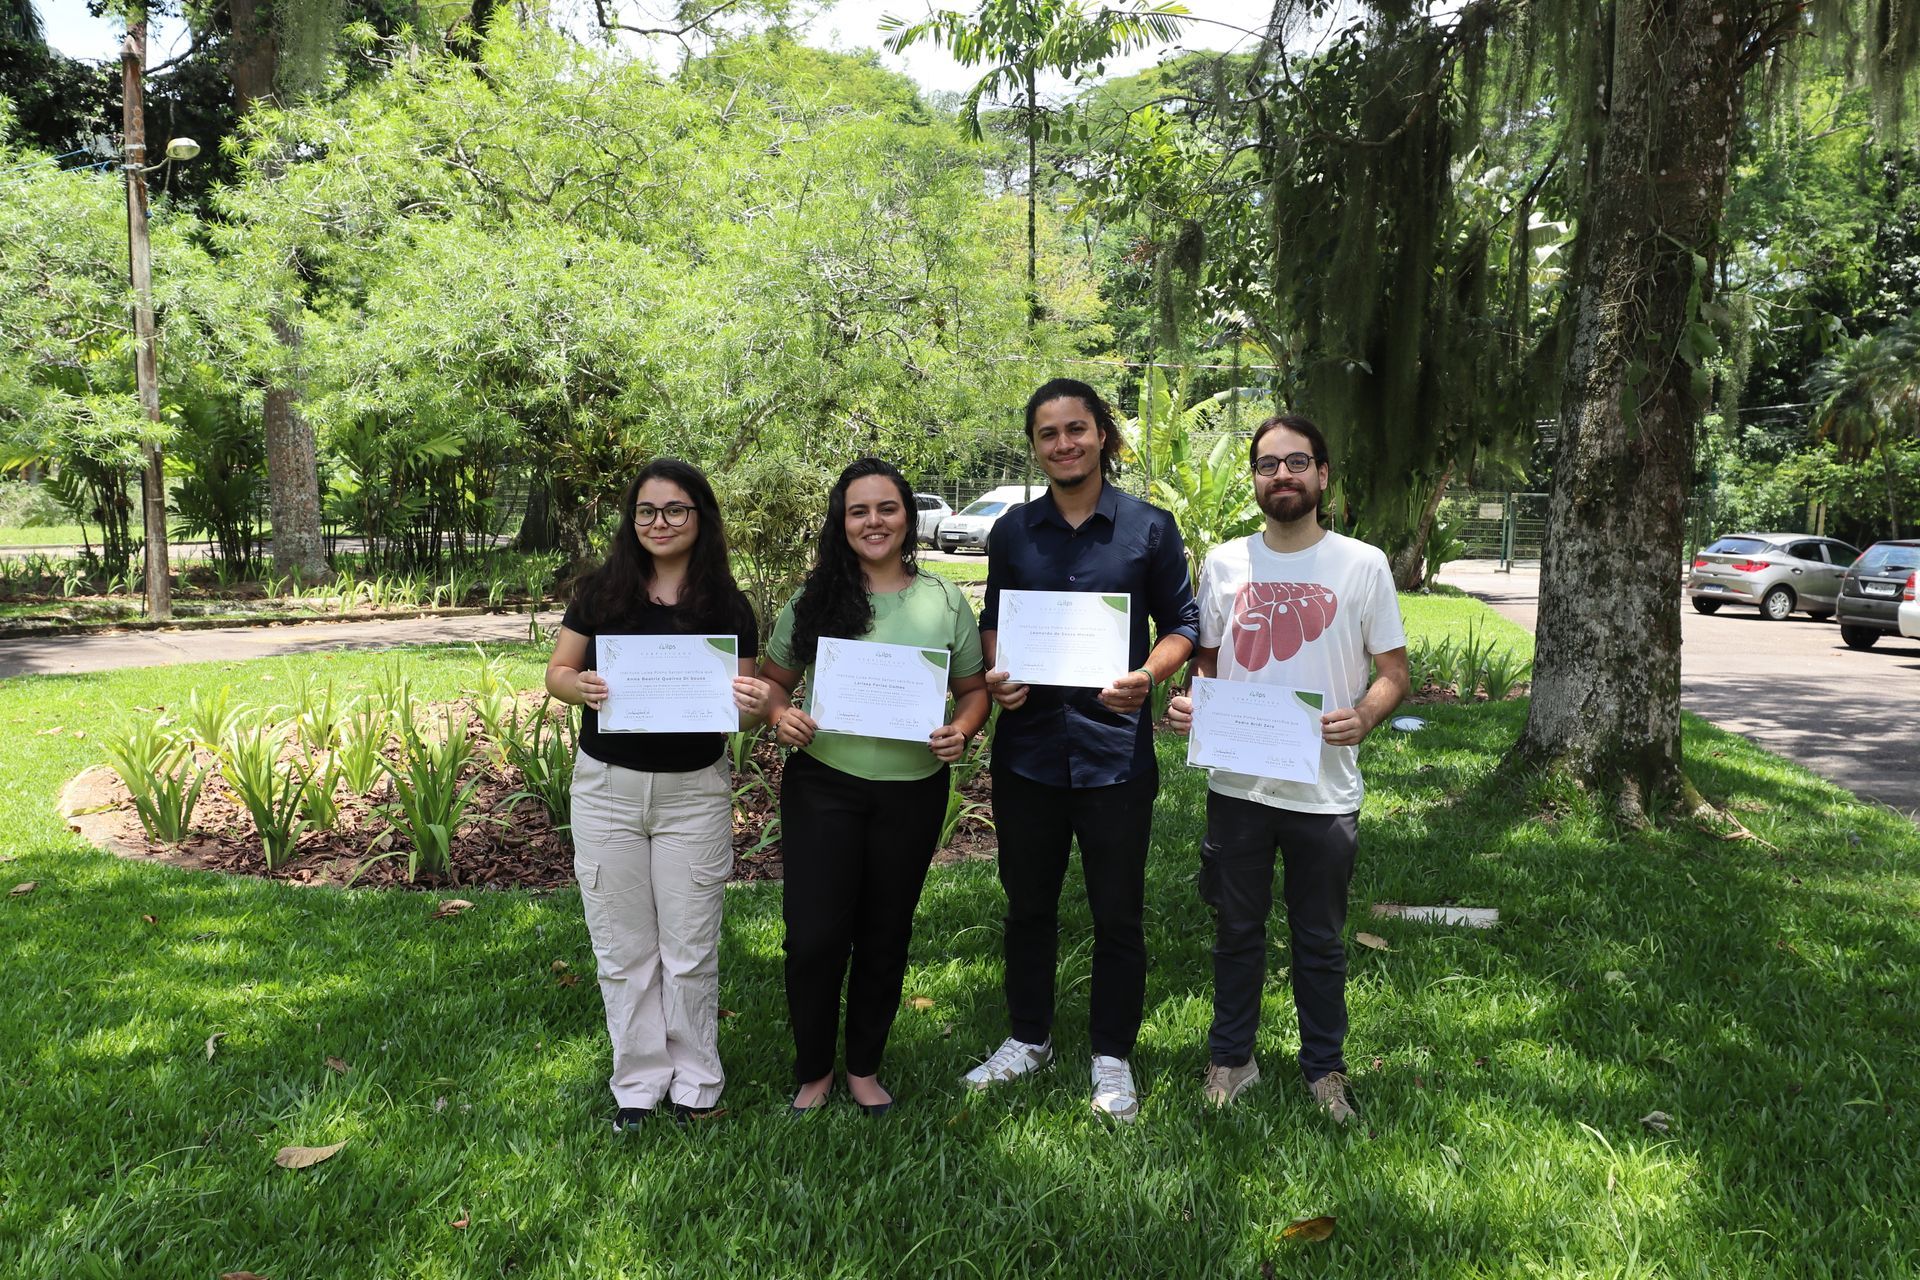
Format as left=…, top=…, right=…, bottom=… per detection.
left=961, top=378, right=1199, bottom=1123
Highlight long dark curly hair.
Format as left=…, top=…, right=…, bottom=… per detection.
left=568, top=458, right=739, bottom=632
left=789, top=457, right=921, bottom=664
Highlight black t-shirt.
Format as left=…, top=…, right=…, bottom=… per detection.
left=561, top=589, right=760, bottom=773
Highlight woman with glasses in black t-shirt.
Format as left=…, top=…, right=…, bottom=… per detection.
left=546, top=459, right=773, bottom=1132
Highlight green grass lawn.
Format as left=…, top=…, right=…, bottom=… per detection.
left=0, top=611, right=1916, bottom=1275
left=922, top=556, right=990, bottom=583
left=0, top=523, right=92, bottom=547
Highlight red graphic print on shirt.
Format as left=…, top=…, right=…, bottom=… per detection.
left=1230, top=581, right=1339, bottom=671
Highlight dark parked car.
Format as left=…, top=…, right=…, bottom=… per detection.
left=1687, top=533, right=1861, bottom=621
left=1836, top=539, right=1920, bottom=649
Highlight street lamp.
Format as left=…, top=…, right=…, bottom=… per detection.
left=120, top=20, right=195, bottom=621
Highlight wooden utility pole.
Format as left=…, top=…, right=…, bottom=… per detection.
left=121, top=13, right=172, bottom=620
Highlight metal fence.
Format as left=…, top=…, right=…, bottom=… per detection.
left=1442, top=490, right=1549, bottom=566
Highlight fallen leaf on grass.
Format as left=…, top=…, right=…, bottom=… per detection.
left=1281, top=1216, right=1335, bottom=1243
left=556, top=973, right=580, bottom=988
left=431, top=899, right=475, bottom=921
left=549, top=959, right=569, bottom=973
left=141, top=914, right=157, bottom=925
left=908, top=996, right=935, bottom=1010
left=33, top=726, right=64, bottom=736
left=71, top=730, right=86, bottom=740
left=325, top=1056, right=351, bottom=1075
left=273, top=1140, right=346, bottom=1170
left=1353, top=932, right=1389, bottom=951
left=206, top=1031, right=226, bottom=1061
left=451, top=1217, right=469, bottom=1230
left=718, top=1008, right=737, bottom=1019
left=1640, top=1111, right=1671, bottom=1134
left=9, top=882, right=37, bottom=897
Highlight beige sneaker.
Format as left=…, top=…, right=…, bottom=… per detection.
left=1307, top=1071, right=1356, bottom=1124
left=1203, top=1060, right=1260, bottom=1107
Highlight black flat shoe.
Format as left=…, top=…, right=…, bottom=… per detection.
left=789, top=1086, right=832, bottom=1116
left=611, top=1106, right=652, bottom=1133
left=856, top=1098, right=893, bottom=1117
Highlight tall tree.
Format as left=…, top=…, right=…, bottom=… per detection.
left=881, top=0, right=1190, bottom=327
left=227, top=0, right=328, bottom=579
left=1238, top=0, right=1920, bottom=821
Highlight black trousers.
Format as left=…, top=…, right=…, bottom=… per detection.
left=992, top=763, right=1158, bottom=1060
left=1198, top=789, right=1359, bottom=1081
left=780, top=750, right=949, bottom=1082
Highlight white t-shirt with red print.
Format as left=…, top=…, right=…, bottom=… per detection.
left=1195, top=530, right=1407, bottom=814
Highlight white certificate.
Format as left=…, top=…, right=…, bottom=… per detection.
left=1185, top=677, right=1325, bottom=784
left=811, top=638, right=950, bottom=743
left=597, top=634, right=739, bottom=733
left=995, top=589, right=1131, bottom=689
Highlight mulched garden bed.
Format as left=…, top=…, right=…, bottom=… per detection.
left=62, top=703, right=998, bottom=892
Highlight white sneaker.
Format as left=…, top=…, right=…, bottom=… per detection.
left=962, top=1036, right=1055, bottom=1090
left=1090, top=1055, right=1139, bottom=1123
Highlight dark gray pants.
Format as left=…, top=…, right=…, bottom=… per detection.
left=1198, top=790, right=1358, bottom=1082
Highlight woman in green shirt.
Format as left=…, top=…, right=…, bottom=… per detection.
left=761, top=458, right=990, bottom=1116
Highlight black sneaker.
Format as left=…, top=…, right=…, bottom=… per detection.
left=612, top=1106, right=652, bottom=1133
left=671, top=1100, right=722, bottom=1126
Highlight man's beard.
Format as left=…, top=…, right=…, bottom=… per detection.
left=1259, top=483, right=1320, bottom=524
left=1051, top=464, right=1095, bottom=489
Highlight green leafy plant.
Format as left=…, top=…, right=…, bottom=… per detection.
left=101, top=721, right=209, bottom=844
left=1480, top=651, right=1533, bottom=702
left=220, top=723, right=307, bottom=869
left=467, top=646, right=518, bottom=762
left=939, top=722, right=995, bottom=849
left=381, top=708, right=483, bottom=881
left=334, top=703, right=391, bottom=796
left=299, top=750, right=342, bottom=832
left=184, top=686, right=246, bottom=752
left=500, top=697, right=576, bottom=831
left=292, top=680, right=347, bottom=752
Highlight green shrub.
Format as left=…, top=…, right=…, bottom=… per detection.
left=382, top=708, right=483, bottom=881
left=219, top=723, right=307, bottom=869
left=334, top=703, right=390, bottom=797
left=101, top=721, right=210, bottom=844
left=501, top=697, right=575, bottom=832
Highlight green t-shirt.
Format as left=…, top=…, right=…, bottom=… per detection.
left=767, top=572, right=985, bottom=782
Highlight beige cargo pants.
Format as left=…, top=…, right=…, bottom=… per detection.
left=570, top=751, right=733, bottom=1110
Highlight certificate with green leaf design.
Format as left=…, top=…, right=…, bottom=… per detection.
left=811, top=638, right=950, bottom=743
left=597, top=634, right=739, bottom=733
left=995, top=589, right=1131, bottom=689
left=1185, top=677, right=1323, bottom=784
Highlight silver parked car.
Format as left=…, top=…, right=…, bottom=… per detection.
left=1687, top=533, right=1861, bottom=621
left=912, top=493, right=952, bottom=547
left=1836, top=539, right=1920, bottom=649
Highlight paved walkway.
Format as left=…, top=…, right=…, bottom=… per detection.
left=0, top=610, right=561, bottom=680
left=1437, top=561, right=1920, bottom=818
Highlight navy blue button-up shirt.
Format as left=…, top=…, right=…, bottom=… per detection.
left=980, top=482, right=1200, bottom=788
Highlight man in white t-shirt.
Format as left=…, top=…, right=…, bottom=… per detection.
left=1168, top=413, right=1410, bottom=1122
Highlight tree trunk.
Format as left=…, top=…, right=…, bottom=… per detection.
left=515, top=477, right=558, bottom=552
left=1509, top=0, right=1739, bottom=823
left=263, top=314, right=325, bottom=578
left=1390, top=462, right=1453, bottom=591
left=232, top=0, right=326, bottom=582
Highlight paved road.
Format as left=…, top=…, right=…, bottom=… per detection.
left=0, top=610, right=561, bottom=681
left=1438, top=561, right=1920, bottom=818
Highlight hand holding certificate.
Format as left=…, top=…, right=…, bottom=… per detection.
left=1185, top=677, right=1325, bottom=784
left=811, top=638, right=951, bottom=743
left=598, top=634, right=740, bottom=733
left=995, top=589, right=1130, bottom=689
